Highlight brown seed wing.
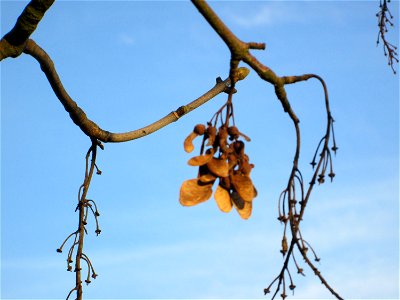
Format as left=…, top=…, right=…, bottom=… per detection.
left=198, top=173, right=217, bottom=184
left=179, top=179, right=213, bottom=206
left=214, top=185, right=232, bottom=213
left=231, top=174, right=256, bottom=202
left=184, top=132, right=197, bottom=153
left=207, top=158, right=229, bottom=177
left=187, top=150, right=214, bottom=166
left=230, top=190, right=245, bottom=210
left=236, top=200, right=252, bottom=220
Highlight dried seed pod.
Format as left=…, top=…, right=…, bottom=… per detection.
left=218, top=125, right=229, bottom=150
left=231, top=174, right=256, bottom=202
left=240, top=160, right=254, bottom=176
left=187, top=149, right=214, bottom=166
left=214, top=185, right=232, bottom=213
left=184, top=132, right=197, bottom=153
left=236, top=200, right=252, bottom=220
left=230, top=190, right=245, bottom=210
left=179, top=179, right=213, bottom=206
left=198, top=172, right=217, bottom=184
left=233, top=141, right=245, bottom=155
left=183, top=124, right=206, bottom=153
left=227, top=153, right=238, bottom=169
left=228, top=126, right=240, bottom=140
left=239, top=131, right=251, bottom=142
left=219, top=176, right=231, bottom=190
left=206, top=126, right=217, bottom=146
left=207, top=157, right=229, bottom=178
left=193, top=124, right=206, bottom=135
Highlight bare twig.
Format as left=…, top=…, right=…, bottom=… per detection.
left=57, top=139, right=101, bottom=300
left=376, top=0, right=398, bottom=73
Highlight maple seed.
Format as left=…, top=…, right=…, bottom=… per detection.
left=206, top=126, right=217, bottom=146
left=179, top=179, right=213, bottom=206
left=207, top=157, right=229, bottom=177
left=184, top=132, right=197, bottom=153
left=231, top=174, right=256, bottom=202
left=214, top=185, right=232, bottom=213
left=228, top=126, right=240, bottom=139
left=198, top=173, right=217, bottom=184
left=236, top=200, right=252, bottom=219
left=187, top=149, right=214, bottom=166
left=231, top=190, right=245, bottom=209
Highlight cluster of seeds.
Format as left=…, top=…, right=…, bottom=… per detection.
left=179, top=102, right=257, bottom=219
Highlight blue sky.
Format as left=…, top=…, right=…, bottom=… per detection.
left=1, top=1, right=399, bottom=299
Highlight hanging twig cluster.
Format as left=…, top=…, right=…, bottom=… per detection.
left=376, top=0, right=399, bottom=73
left=262, top=75, right=341, bottom=300
left=180, top=75, right=257, bottom=219
left=56, top=139, right=103, bottom=299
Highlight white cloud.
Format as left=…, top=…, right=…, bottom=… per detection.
left=230, top=4, right=293, bottom=28
left=227, top=2, right=348, bottom=29
left=118, top=33, right=135, bottom=46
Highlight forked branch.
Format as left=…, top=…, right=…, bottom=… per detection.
left=191, top=1, right=341, bottom=298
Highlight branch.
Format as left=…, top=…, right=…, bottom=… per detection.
left=0, top=0, right=54, bottom=60
left=191, top=1, right=342, bottom=299
left=191, top=0, right=297, bottom=123
left=22, top=39, right=248, bottom=143
left=295, top=240, right=343, bottom=300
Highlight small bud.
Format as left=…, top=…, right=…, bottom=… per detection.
left=237, top=67, right=250, bottom=80
left=264, top=288, right=270, bottom=295
left=56, top=248, right=62, bottom=253
left=280, top=236, right=288, bottom=256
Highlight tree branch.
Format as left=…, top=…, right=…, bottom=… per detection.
left=0, top=0, right=54, bottom=60
left=22, top=39, right=247, bottom=143
left=191, top=1, right=342, bottom=299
